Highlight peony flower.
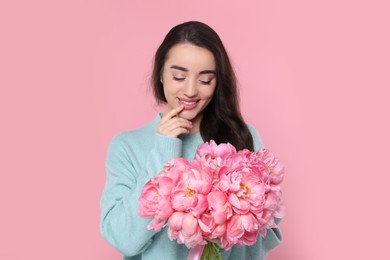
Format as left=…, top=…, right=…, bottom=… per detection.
left=160, top=158, right=193, bottom=186
left=222, top=213, right=259, bottom=250
left=171, top=163, right=212, bottom=218
left=138, top=176, right=175, bottom=232
left=198, top=213, right=227, bottom=241
left=207, top=191, right=232, bottom=225
left=256, top=209, right=278, bottom=237
left=194, top=140, right=237, bottom=173
left=217, top=162, right=267, bottom=216
left=138, top=140, right=285, bottom=258
left=167, top=212, right=206, bottom=249
left=255, top=149, right=285, bottom=186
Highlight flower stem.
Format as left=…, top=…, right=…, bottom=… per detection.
left=200, top=241, right=222, bottom=260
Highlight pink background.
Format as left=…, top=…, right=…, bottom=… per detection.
left=1, top=0, right=389, bottom=259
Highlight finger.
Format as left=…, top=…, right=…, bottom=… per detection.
left=158, top=118, right=192, bottom=135
left=160, top=117, right=192, bottom=130
left=160, top=105, right=185, bottom=123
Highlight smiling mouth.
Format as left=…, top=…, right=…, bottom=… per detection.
left=178, top=98, right=199, bottom=110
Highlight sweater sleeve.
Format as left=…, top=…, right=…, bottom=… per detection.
left=247, top=124, right=283, bottom=254
left=100, top=132, right=183, bottom=257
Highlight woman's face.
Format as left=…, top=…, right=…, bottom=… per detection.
left=161, top=43, right=217, bottom=131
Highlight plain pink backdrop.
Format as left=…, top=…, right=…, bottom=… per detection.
left=1, top=0, right=389, bottom=259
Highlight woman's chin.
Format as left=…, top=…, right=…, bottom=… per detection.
left=178, top=111, right=201, bottom=122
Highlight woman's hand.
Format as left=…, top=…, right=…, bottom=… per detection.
left=157, top=105, right=193, bottom=138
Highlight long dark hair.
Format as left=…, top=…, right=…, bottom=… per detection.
left=152, top=21, right=254, bottom=151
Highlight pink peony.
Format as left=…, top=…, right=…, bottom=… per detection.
left=171, top=163, right=212, bottom=218
left=217, top=163, right=267, bottom=216
left=207, top=191, right=232, bottom=225
left=159, top=158, right=193, bottom=186
left=138, top=176, right=175, bottom=232
left=167, top=212, right=206, bottom=248
left=256, top=209, right=278, bottom=237
left=198, top=213, right=227, bottom=241
left=194, top=140, right=237, bottom=173
left=222, top=213, right=259, bottom=250
left=255, top=149, right=285, bottom=186
left=137, top=140, right=285, bottom=257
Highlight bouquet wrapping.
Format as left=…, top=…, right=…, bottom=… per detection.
left=138, top=140, right=284, bottom=259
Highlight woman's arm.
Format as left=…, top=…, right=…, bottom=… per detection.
left=100, top=132, right=182, bottom=256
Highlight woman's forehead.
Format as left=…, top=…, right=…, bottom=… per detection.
left=165, top=43, right=216, bottom=71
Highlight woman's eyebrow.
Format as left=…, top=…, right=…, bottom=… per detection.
left=170, top=65, right=188, bottom=72
left=199, top=70, right=216, bottom=75
left=170, top=65, right=216, bottom=75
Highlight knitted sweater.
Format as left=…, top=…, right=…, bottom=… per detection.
left=100, top=114, right=282, bottom=260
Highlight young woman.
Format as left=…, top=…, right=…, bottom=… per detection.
left=100, top=21, right=282, bottom=259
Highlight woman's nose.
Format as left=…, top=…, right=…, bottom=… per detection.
left=183, top=79, right=198, bottom=97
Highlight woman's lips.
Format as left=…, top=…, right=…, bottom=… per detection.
left=178, top=98, right=199, bottom=110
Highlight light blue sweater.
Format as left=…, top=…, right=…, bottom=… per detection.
left=100, top=114, right=282, bottom=259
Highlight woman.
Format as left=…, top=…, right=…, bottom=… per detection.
left=100, top=21, right=282, bottom=259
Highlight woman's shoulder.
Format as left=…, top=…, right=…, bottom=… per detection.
left=108, top=116, right=159, bottom=149
left=116, top=122, right=155, bottom=141
left=246, top=123, right=264, bottom=150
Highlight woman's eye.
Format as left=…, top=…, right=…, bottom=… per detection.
left=200, top=80, right=211, bottom=85
left=173, top=76, right=185, bottom=81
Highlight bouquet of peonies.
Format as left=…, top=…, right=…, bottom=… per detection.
left=138, top=140, right=284, bottom=260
